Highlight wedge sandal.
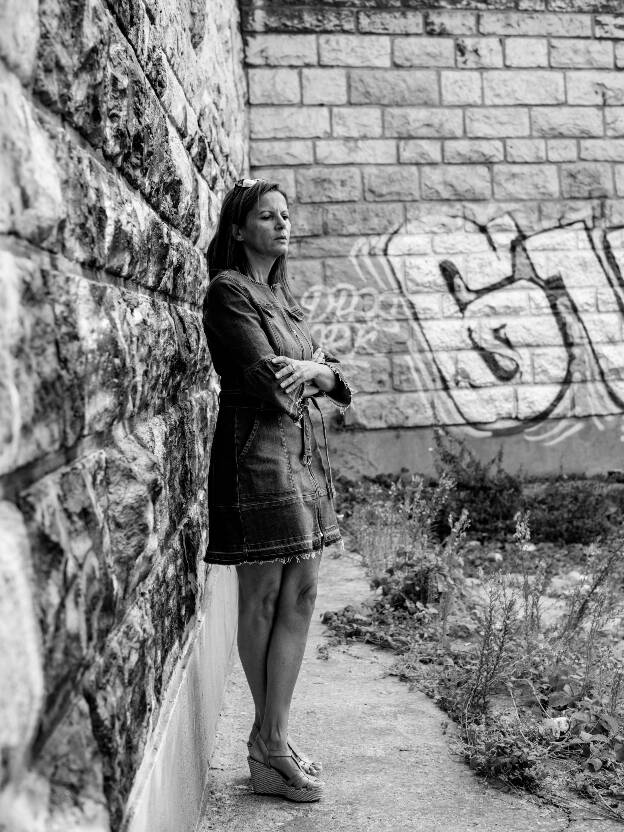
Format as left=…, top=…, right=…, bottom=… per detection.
left=247, top=734, right=324, bottom=803
left=247, top=725, right=323, bottom=777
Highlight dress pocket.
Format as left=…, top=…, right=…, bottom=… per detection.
left=236, top=409, right=260, bottom=460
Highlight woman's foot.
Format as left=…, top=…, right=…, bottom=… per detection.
left=248, top=733, right=323, bottom=795
left=248, top=723, right=322, bottom=776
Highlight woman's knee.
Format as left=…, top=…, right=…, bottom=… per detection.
left=237, top=566, right=282, bottom=622
left=279, top=576, right=318, bottom=621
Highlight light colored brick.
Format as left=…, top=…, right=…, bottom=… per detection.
left=363, top=166, right=420, bottom=201
left=393, top=37, right=455, bottom=67
left=296, top=166, right=361, bottom=203
left=250, top=140, right=314, bottom=166
left=550, top=39, right=614, bottom=69
left=483, top=70, right=565, bottom=105
left=506, top=139, right=546, bottom=163
left=251, top=167, right=296, bottom=199
left=289, top=204, right=324, bottom=238
left=546, top=139, right=577, bottom=162
left=245, top=34, right=318, bottom=66
left=331, top=107, right=382, bottom=138
left=595, top=15, right=624, bottom=39
left=302, top=68, right=347, bottom=105
left=456, top=37, right=503, bottom=68
left=616, top=43, right=624, bottom=69
left=357, top=11, right=423, bottom=35
left=319, top=34, right=390, bottom=67
left=504, top=37, right=548, bottom=67
left=324, top=202, right=404, bottom=235
left=493, top=164, right=559, bottom=199
left=250, top=107, right=331, bottom=139
left=248, top=68, right=300, bottom=105
left=606, top=109, right=624, bottom=136
left=350, top=69, right=438, bottom=106
left=466, top=107, right=530, bottom=137
left=385, top=108, right=463, bottom=138
left=441, top=71, right=482, bottom=105
left=478, top=13, right=591, bottom=37
left=531, top=107, right=604, bottom=138
left=444, top=139, right=504, bottom=164
left=580, top=139, right=624, bottom=162
left=343, top=356, right=393, bottom=394
left=567, top=71, right=624, bottom=105
left=425, top=11, right=477, bottom=36
left=561, top=163, right=613, bottom=198
left=347, top=392, right=435, bottom=429
left=399, top=140, right=442, bottom=164
left=421, top=165, right=491, bottom=200
left=315, top=139, right=396, bottom=165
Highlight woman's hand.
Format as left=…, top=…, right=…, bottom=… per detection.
left=272, top=354, right=337, bottom=397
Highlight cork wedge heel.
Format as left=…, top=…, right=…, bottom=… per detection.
left=247, top=735, right=324, bottom=803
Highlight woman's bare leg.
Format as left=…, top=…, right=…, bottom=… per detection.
left=236, top=562, right=283, bottom=735
left=255, top=553, right=322, bottom=780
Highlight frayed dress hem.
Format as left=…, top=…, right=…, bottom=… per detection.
left=203, top=530, right=343, bottom=567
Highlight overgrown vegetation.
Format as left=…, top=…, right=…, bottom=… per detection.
left=326, top=432, right=624, bottom=820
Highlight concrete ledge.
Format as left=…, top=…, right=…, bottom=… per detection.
left=123, top=565, right=238, bottom=832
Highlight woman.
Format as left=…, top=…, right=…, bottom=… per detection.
left=202, top=179, right=351, bottom=802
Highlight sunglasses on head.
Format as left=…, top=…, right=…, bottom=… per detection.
left=234, top=178, right=267, bottom=189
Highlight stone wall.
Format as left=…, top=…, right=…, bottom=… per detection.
left=243, top=0, right=624, bottom=476
left=0, top=1, right=246, bottom=830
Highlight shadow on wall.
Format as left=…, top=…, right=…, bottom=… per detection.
left=302, top=207, right=624, bottom=448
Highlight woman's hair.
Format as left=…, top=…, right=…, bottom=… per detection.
left=207, top=180, right=289, bottom=285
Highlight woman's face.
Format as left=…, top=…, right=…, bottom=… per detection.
left=235, top=190, right=290, bottom=259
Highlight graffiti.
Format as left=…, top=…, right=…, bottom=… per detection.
left=300, top=209, right=624, bottom=443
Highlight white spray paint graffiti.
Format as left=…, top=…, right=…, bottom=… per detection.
left=299, top=210, right=624, bottom=444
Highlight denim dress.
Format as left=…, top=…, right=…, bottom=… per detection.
left=202, top=270, right=352, bottom=565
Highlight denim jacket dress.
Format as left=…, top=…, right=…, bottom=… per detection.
left=202, top=269, right=352, bottom=564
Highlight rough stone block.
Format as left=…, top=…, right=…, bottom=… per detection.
left=250, top=166, right=296, bottom=199
left=341, top=356, right=392, bottom=394
left=324, top=203, right=404, bottom=236
left=358, top=11, right=423, bottom=35
left=319, top=34, right=390, bottom=67
left=493, top=164, right=559, bottom=199
left=531, top=107, right=604, bottom=138
left=616, top=43, right=624, bottom=69
left=399, top=140, right=442, bottom=164
left=483, top=70, right=565, bottom=105
left=363, top=167, right=420, bottom=202
left=0, top=66, right=63, bottom=246
left=296, top=167, right=362, bottom=203
left=385, top=108, right=463, bottom=138
left=550, top=38, right=614, bottom=69
left=315, top=139, right=396, bottom=165
left=444, top=140, right=504, bottom=164
left=346, top=392, right=434, bottom=429
left=331, top=107, right=382, bottom=138
left=302, top=68, right=347, bottom=105
left=580, top=139, right=624, bottom=162
left=504, top=37, right=548, bottom=67
left=547, top=139, right=578, bottom=162
left=595, top=15, right=624, bottom=39
left=245, top=33, right=318, bottom=65
left=478, top=12, right=590, bottom=37
left=248, top=68, right=300, bottom=105
left=393, top=37, right=455, bottom=67
left=242, top=7, right=356, bottom=34
left=466, top=107, right=530, bottom=137
left=567, top=70, right=624, bottom=105
left=606, top=108, right=624, bottom=136
left=613, top=165, right=624, bottom=196
left=505, top=139, right=546, bottom=163
left=425, top=11, right=477, bottom=36
left=561, top=163, right=614, bottom=198
left=441, top=71, right=482, bottom=106
left=456, top=37, right=503, bottom=68
left=287, top=259, right=325, bottom=294
left=351, top=321, right=411, bottom=355
left=350, top=69, right=439, bottom=106
left=289, top=203, right=324, bottom=237
left=0, top=0, right=39, bottom=82
left=421, top=166, right=492, bottom=201
left=250, top=139, right=314, bottom=166
left=250, top=106, right=330, bottom=139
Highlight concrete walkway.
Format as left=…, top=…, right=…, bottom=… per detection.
left=197, top=552, right=617, bottom=832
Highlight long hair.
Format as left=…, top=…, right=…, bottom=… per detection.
left=207, top=180, right=289, bottom=286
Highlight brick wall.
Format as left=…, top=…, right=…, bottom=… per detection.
left=0, top=1, right=246, bottom=830
left=243, top=0, right=624, bottom=475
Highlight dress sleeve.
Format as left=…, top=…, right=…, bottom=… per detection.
left=204, top=278, right=304, bottom=421
left=310, top=335, right=352, bottom=412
